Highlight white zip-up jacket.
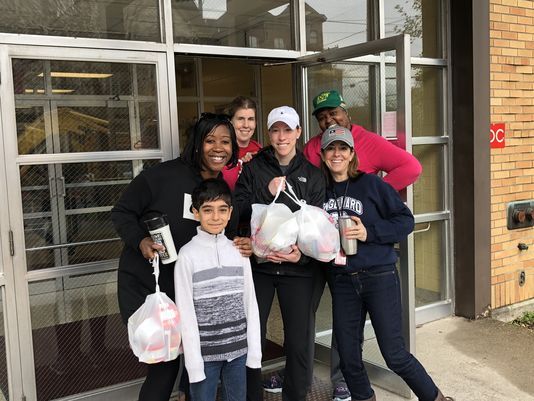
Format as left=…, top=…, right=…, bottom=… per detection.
left=175, top=227, right=262, bottom=383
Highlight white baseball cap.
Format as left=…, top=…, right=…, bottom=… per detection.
left=267, top=106, right=300, bottom=130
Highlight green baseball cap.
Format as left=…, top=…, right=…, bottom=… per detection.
left=312, top=90, right=347, bottom=115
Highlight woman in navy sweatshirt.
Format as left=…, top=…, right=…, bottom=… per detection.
left=320, top=125, right=452, bottom=401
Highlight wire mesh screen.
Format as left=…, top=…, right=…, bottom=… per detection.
left=29, top=274, right=145, bottom=401
left=14, top=59, right=160, bottom=155
left=21, top=159, right=160, bottom=270
left=0, top=292, right=9, bottom=400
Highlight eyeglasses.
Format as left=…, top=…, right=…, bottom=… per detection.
left=199, top=112, right=231, bottom=121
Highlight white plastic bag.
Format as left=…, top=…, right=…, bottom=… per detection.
left=284, top=183, right=340, bottom=262
left=128, top=254, right=181, bottom=364
left=250, top=180, right=299, bottom=258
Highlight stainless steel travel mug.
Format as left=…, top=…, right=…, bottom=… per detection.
left=338, top=215, right=357, bottom=255
left=144, top=215, right=178, bottom=264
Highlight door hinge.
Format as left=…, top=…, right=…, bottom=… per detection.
left=8, top=230, right=14, bottom=256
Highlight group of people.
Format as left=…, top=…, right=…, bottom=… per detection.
left=111, top=90, right=452, bottom=401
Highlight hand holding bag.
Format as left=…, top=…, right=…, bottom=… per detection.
left=283, top=182, right=340, bottom=262
left=127, top=254, right=181, bottom=363
left=250, top=179, right=299, bottom=258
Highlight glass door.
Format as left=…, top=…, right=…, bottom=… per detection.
left=0, top=47, right=171, bottom=401
left=298, top=34, right=414, bottom=398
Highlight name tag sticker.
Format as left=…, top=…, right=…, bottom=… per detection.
left=183, top=193, right=197, bottom=221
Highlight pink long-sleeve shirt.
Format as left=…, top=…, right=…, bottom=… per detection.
left=303, top=124, right=422, bottom=191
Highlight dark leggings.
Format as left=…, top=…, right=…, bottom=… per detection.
left=139, top=356, right=187, bottom=401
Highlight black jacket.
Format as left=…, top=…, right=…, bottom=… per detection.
left=234, top=147, right=325, bottom=277
left=111, top=158, right=238, bottom=321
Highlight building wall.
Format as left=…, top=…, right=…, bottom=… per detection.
left=489, top=0, right=534, bottom=309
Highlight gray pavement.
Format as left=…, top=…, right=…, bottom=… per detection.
left=369, top=317, right=534, bottom=401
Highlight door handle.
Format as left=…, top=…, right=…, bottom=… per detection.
left=49, top=177, right=57, bottom=198
left=58, top=176, right=66, bottom=197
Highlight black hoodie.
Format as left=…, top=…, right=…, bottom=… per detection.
left=234, top=147, right=325, bottom=277
left=111, top=158, right=238, bottom=321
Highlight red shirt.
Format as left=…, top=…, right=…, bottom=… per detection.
left=222, top=140, right=262, bottom=190
left=303, top=124, right=422, bottom=191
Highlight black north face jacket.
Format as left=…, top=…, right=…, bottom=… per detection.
left=234, top=147, right=325, bottom=277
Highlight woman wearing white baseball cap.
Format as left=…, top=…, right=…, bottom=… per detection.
left=235, top=106, right=326, bottom=401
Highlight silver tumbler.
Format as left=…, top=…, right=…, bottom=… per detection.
left=338, top=215, right=358, bottom=255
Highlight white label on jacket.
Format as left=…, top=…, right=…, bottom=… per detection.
left=183, top=193, right=197, bottom=221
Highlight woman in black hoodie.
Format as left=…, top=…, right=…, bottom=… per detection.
left=111, top=113, right=251, bottom=401
left=234, top=106, right=325, bottom=401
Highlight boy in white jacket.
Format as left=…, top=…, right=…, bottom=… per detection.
left=175, top=178, right=261, bottom=401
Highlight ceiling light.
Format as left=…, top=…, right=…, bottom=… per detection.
left=24, top=89, right=75, bottom=94
left=37, top=72, right=113, bottom=79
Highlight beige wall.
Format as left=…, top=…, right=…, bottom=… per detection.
left=490, top=0, right=534, bottom=309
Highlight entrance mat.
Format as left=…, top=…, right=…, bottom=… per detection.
left=263, top=375, right=332, bottom=401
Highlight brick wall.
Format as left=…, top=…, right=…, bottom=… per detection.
left=489, top=0, right=534, bottom=309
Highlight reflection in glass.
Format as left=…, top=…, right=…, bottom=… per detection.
left=29, top=275, right=144, bottom=400
left=307, top=63, right=375, bottom=136
left=21, top=160, right=160, bottom=270
left=14, top=59, right=160, bottom=154
left=413, top=145, right=444, bottom=214
left=414, top=220, right=446, bottom=306
left=172, top=0, right=293, bottom=49
left=49, top=61, right=133, bottom=97
left=0, top=0, right=161, bottom=42
left=305, top=0, right=368, bottom=51
left=384, top=0, right=442, bottom=58
left=13, top=59, right=45, bottom=95
left=16, top=106, right=50, bottom=155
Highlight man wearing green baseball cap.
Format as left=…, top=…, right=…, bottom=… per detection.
left=304, top=89, right=422, bottom=191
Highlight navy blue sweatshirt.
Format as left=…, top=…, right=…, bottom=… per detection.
left=323, top=173, right=414, bottom=273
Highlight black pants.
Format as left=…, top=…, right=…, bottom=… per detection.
left=249, top=271, right=313, bottom=401
left=307, top=264, right=347, bottom=389
left=138, top=357, right=184, bottom=401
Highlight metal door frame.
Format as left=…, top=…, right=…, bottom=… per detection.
left=297, top=34, right=414, bottom=398
left=0, top=45, right=172, bottom=401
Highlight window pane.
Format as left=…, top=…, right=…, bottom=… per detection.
left=177, top=102, right=199, bottom=152
left=386, top=65, right=444, bottom=137
left=21, top=160, right=160, bottom=271
left=13, top=59, right=45, bottom=95
left=414, top=220, right=447, bottom=306
left=413, top=144, right=444, bottom=214
left=0, top=0, right=161, bottom=42
left=175, top=57, right=198, bottom=97
left=412, top=66, right=443, bottom=137
left=29, top=274, right=144, bottom=400
left=384, top=0, right=442, bottom=58
left=14, top=59, right=160, bottom=154
left=305, top=0, right=369, bottom=51
left=202, top=59, right=255, bottom=97
left=307, top=63, right=376, bottom=137
left=172, top=0, right=293, bottom=49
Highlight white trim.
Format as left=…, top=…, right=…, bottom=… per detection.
left=0, top=33, right=165, bottom=52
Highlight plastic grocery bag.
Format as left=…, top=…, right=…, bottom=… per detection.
left=128, top=254, right=181, bottom=364
left=284, top=183, right=340, bottom=262
left=250, top=180, right=299, bottom=258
